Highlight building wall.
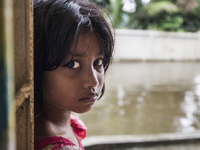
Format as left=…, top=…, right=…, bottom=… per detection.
left=114, top=29, right=200, bottom=62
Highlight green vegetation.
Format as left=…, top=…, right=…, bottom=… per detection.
left=89, top=0, right=200, bottom=32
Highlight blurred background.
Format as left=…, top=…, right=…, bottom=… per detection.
left=89, top=0, right=200, bottom=32
left=78, top=0, right=200, bottom=139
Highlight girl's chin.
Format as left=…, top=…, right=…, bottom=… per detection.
left=73, top=105, right=95, bottom=114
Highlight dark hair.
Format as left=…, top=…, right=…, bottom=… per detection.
left=34, top=0, right=114, bottom=115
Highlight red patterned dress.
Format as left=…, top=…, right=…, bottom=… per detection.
left=34, top=115, right=87, bottom=150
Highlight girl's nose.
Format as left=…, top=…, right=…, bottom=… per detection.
left=83, top=67, right=99, bottom=89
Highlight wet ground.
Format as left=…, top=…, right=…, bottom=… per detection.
left=78, top=62, right=200, bottom=149
left=79, top=62, right=200, bottom=136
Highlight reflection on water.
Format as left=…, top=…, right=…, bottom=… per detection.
left=78, top=62, right=200, bottom=136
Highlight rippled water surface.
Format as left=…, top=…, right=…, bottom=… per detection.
left=78, top=62, right=200, bottom=136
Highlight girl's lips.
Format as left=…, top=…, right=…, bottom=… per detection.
left=79, top=94, right=98, bottom=103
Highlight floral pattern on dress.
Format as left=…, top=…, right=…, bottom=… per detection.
left=41, top=144, right=80, bottom=150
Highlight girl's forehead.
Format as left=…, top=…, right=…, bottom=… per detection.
left=69, top=32, right=103, bottom=55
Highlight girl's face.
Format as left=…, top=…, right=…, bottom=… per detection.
left=41, top=33, right=105, bottom=113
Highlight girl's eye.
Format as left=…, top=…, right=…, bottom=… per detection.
left=94, top=59, right=104, bottom=66
left=66, top=61, right=80, bottom=69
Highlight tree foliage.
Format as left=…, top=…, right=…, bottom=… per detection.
left=144, top=1, right=179, bottom=15
left=88, top=0, right=200, bottom=32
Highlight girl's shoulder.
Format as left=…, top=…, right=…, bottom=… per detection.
left=34, top=136, right=84, bottom=150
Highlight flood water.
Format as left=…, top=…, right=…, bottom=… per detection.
left=78, top=62, right=200, bottom=137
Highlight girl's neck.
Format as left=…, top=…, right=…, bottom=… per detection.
left=35, top=103, right=80, bottom=148
left=40, top=102, right=71, bottom=126
left=35, top=102, right=72, bottom=141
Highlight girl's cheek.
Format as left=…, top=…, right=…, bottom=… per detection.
left=100, top=74, right=105, bottom=84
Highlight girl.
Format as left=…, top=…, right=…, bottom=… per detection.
left=34, top=0, right=114, bottom=149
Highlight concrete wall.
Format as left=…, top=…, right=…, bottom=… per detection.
left=114, top=29, right=200, bottom=61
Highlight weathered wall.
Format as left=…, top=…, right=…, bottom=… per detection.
left=14, top=0, right=34, bottom=149
left=114, top=29, right=200, bottom=61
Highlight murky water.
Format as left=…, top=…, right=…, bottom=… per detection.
left=78, top=62, right=200, bottom=137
